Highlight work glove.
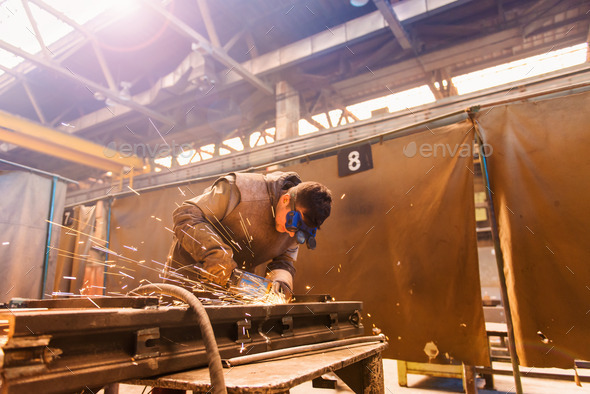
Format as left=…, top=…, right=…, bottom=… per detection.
left=267, top=269, right=294, bottom=301
left=203, top=258, right=237, bottom=287
left=271, top=281, right=293, bottom=301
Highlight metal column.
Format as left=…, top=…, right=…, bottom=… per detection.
left=103, top=198, right=113, bottom=296
left=474, top=121, right=523, bottom=394
left=41, top=176, right=57, bottom=299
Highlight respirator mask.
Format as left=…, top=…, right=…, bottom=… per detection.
left=284, top=191, right=318, bottom=250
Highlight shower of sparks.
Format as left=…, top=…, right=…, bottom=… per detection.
left=87, top=297, right=101, bottom=309
left=44, top=214, right=288, bottom=307
left=119, top=271, right=135, bottom=279
left=52, top=292, right=74, bottom=296
left=127, top=185, right=140, bottom=195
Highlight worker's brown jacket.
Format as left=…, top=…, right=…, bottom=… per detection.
left=166, top=171, right=300, bottom=286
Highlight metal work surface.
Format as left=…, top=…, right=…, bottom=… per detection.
left=127, top=341, right=388, bottom=393
left=4, top=296, right=159, bottom=309
left=0, top=299, right=363, bottom=393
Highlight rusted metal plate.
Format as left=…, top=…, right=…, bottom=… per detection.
left=0, top=300, right=364, bottom=393
left=126, top=342, right=387, bottom=393
left=4, top=297, right=159, bottom=309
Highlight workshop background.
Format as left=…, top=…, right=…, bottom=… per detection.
left=1, top=0, right=590, bottom=391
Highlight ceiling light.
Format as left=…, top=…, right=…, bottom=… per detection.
left=350, top=0, right=369, bottom=6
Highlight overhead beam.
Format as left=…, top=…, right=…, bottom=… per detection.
left=196, top=0, right=221, bottom=47
left=0, top=64, right=20, bottom=78
left=522, top=1, right=569, bottom=37
left=0, top=109, right=144, bottom=173
left=0, top=64, right=48, bottom=124
left=245, top=32, right=259, bottom=59
left=0, top=37, right=87, bottom=96
left=22, top=81, right=47, bottom=124
left=0, top=127, right=121, bottom=173
left=373, top=0, right=412, bottom=50
left=223, top=29, right=246, bottom=52
left=143, top=0, right=274, bottom=96
left=0, top=39, right=173, bottom=124
left=21, top=0, right=52, bottom=59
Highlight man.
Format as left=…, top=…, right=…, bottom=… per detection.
left=166, top=171, right=332, bottom=298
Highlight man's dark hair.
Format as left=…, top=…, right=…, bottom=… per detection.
left=290, top=182, right=332, bottom=228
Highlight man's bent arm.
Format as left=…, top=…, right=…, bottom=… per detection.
left=172, top=178, right=239, bottom=284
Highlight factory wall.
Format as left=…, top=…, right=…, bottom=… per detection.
left=0, top=171, right=66, bottom=302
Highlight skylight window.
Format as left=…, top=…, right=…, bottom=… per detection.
left=28, top=2, right=75, bottom=46
left=0, top=48, right=24, bottom=70
left=220, top=137, right=244, bottom=155
left=249, top=128, right=275, bottom=147
left=0, top=1, right=41, bottom=59
left=176, top=149, right=196, bottom=166
left=346, top=85, right=436, bottom=120
left=0, top=0, right=139, bottom=76
left=452, top=43, right=588, bottom=95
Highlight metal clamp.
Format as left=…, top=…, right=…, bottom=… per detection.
left=236, top=319, right=252, bottom=343
left=134, top=327, right=160, bottom=359
left=329, top=313, right=339, bottom=330
left=349, top=310, right=362, bottom=328
left=281, top=316, right=294, bottom=337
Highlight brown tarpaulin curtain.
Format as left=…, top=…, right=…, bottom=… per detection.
left=107, top=180, right=212, bottom=292
left=288, top=120, right=488, bottom=365
left=477, top=91, right=590, bottom=368
left=106, top=120, right=488, bottom=365
left=53, top=205, right=96, bottom=294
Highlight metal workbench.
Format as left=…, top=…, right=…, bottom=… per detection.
left=127, top=341, right=388, bottom=393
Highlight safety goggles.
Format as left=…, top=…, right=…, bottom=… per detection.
left=285, top=192, right=318, bottom=249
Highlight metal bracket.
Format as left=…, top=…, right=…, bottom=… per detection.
left=329, top=313, right=339, bottom=330
left=281, top=315, right=294, bottom=337
left=349, top=310, right=362, bottom=328
left=236, top=319, right=252, bottom=343
left=134, top=327, right=160, bottom=359
left=312, top=376, right=337, bottom=389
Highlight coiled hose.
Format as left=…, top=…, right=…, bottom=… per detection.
left=129, top=284, right=227, bottom=394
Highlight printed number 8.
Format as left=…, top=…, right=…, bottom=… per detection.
left=348, top=151, right=361, bottom=171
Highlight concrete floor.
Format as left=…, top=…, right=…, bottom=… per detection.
left=115, top=359, right=590, bottom=393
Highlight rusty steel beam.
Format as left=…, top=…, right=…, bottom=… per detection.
left=0, top=298, right=364, bottom=393
left=28, top=0, right=118, bottom=91
left=0, top=109, right=145, bottom=173
left=372, top=0, right=412, bottom=50
left=143, top=0, right=274, bottom=96
left=0, top=40, right=173, bottom=124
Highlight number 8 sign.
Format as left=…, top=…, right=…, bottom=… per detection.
left=337, top=144, right=373, bottom=177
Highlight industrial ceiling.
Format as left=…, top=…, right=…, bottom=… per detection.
left=0, top=0, right=588, bottom=185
